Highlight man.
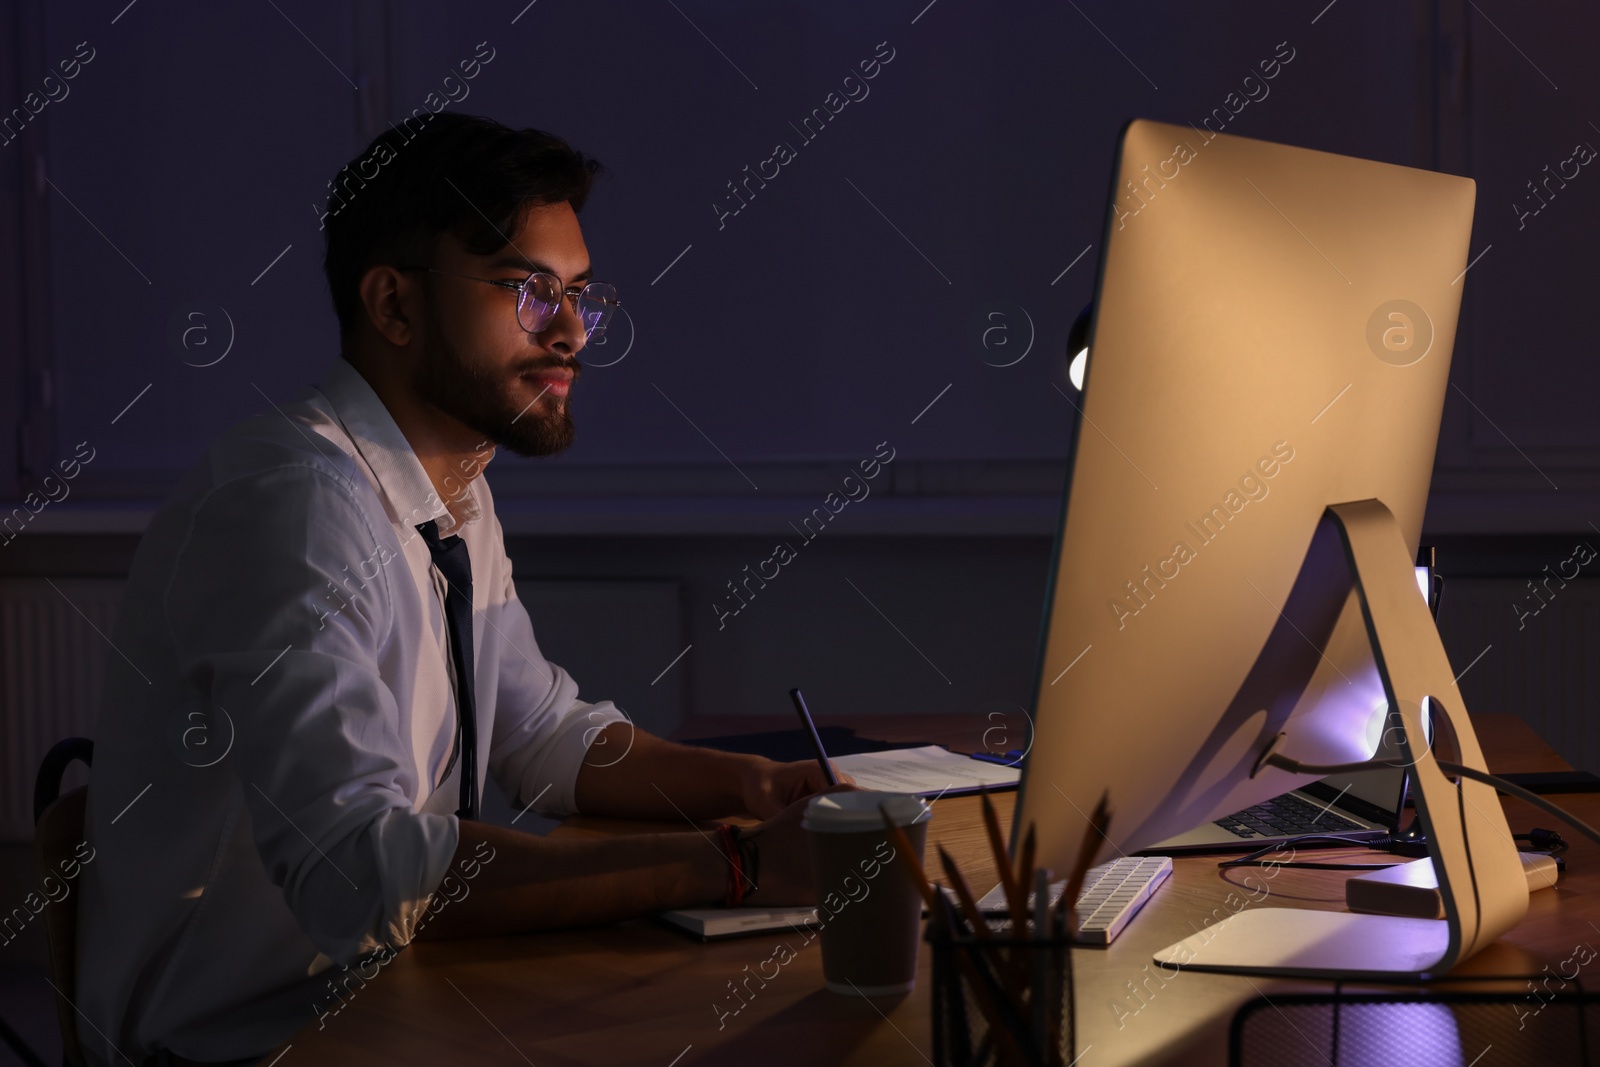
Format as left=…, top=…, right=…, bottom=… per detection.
left=76, top=112, right=853, bottom=1066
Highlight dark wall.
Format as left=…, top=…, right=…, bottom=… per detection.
left=6, top=0, right=1594, bottom=512
left=3, top=3, right=1599, bottom=765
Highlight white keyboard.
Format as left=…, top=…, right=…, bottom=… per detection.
left=967, top=855, right=1173, bottom=945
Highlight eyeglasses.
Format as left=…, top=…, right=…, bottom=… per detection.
left=399, top=266, right=621, bottom=339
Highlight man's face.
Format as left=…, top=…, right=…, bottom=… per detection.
left=413, top=200, right=591, bottom=458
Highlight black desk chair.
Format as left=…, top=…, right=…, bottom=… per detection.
left=30, top=737, right=93, bottom=1067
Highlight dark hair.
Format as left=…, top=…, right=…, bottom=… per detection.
left=320, top=111, right=604, bottom=344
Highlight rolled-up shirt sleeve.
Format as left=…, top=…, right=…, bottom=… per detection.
left=164, top=463, right=458, bottom=965
left=483, top=566, right=628, bottom=819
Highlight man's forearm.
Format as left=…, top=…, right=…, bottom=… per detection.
left=412, top=818, right=726, bottom=941
left=573, top=722, right=762, bottom=821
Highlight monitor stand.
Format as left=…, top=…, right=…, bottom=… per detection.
left=1151, top=500, right=1529, bottom=980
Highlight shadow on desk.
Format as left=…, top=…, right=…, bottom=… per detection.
left=695, top=989, right=900, bottom=1065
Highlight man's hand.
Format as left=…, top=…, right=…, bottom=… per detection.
left=573, top=722, right=859, bottom=823
left=739, top=784, right=856, bottom=906
left=737, top=757, right=858, bottom=820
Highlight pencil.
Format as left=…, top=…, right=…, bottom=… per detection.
left=789, top=688, right=838, bottom=787
left=1031, top=868, right=1050, bottom=1054
left=937, top=845, right=991, bottom=941
left=1014, top=824, right=1037, bottom=930
left=939, top=844, right=1033, bottom=1014
left=1054, top=792, right=1110, bottom=1067
left=877, top=804, right=937, bottom=910
left=1060, top=792, right=1113, bottom=937
left=936, top=894, right=1030, bottom=1067
left=978, top=787, right=1025, bottom=926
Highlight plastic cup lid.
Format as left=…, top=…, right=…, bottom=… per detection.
left=802, top=790, right=929, bottom=832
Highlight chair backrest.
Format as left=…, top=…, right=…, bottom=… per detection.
left=34, top=739, right=92, bottom=1067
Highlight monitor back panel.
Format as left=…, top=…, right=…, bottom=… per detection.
left=1017, top=119, right=1476, bottom=872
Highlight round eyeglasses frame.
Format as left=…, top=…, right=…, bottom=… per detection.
left=398, top=265, right=620, bottom=339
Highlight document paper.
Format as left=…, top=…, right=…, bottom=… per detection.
left=830, top=745, right=1021, bottom=797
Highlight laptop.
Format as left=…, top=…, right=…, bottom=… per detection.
left=1144, top=554, right=1438, bottom=854
left=1143, top=765, right=1403, bottom=853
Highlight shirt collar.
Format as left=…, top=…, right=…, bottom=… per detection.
left=311, top=357, right=483, bottom=538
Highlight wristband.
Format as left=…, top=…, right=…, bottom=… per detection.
left=735, top=827, right=759, bottom=896
left=715, top=823, right=746, bottom=906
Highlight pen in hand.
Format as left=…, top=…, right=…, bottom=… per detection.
left=789, top=687, right=839, bottom=787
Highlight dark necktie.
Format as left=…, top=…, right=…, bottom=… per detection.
left=416, top=519, right=479, bottom=821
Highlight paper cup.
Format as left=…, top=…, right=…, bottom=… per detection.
left=803, top=790, right=931, bottom=996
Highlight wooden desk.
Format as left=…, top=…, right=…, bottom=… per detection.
left=272, top=713, right=1600, bottom=1066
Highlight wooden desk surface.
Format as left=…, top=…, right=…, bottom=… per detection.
left=273, top=713, right=1600, bottom=1066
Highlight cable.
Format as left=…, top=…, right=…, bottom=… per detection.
left=1217, top=829, right=1566, bottom=871
left=1438, top=762, right=1600, bottom=847
left=1519, top=827, right=1568, bottom=856
left=1261, top=753, right=1600, bottom=851
left=1217, top=833, right=1402, bottom=871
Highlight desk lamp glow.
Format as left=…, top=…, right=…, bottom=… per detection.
left=1017, top=119, right=1525, bottom=979
left=1066, top=302, right=1091, bottom=392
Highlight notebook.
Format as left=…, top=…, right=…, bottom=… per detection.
left=658, top=897, right=954, bottom=941
left=657, top=904, right=820, bottom=940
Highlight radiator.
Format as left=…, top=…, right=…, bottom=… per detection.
left=0, top=578, right=121, bottom=842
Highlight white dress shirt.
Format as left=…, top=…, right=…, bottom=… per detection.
left=75, top=356, right=626, bottom=1065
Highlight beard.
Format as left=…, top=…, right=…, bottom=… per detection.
left=413, top=290, right=578, bottom=458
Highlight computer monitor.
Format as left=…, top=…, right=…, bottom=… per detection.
left=1013, top=119, right=1526, bottom=978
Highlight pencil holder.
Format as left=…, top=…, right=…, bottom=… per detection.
left=926, top=916, right=1079, bottom=1067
